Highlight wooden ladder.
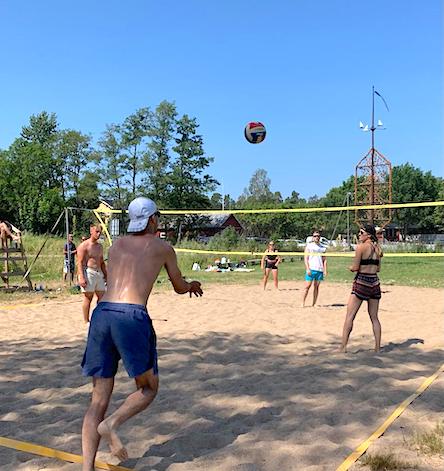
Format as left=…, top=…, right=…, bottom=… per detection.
left=1, top=239, right=33, bottom=290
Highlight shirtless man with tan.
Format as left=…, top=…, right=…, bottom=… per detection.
left=0, top=220, right=20, bottom=249
left=81, top=197, right=203, bottom=471
left=77, top=224, right=107, bottom=323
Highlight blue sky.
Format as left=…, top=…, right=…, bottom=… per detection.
left=0, top=0, right=442, bottom=200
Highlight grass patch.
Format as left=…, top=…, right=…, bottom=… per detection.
left=360, top=452, right=418, bottom=470
left=1, top=233, right=442, bottom=300
left=410, top=422, right=444, bottom=455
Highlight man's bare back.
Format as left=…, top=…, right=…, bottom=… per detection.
left=102, top=232, right=193, bottom=306
left=81, top=198, right=202, bottom=471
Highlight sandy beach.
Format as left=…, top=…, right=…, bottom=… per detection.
left=0, top=281, right=443, bottom=470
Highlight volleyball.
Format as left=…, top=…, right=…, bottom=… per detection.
left=244, top=121, right=266, bottom=144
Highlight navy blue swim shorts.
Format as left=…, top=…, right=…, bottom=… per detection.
left=81, top=302, right=158, bottom=378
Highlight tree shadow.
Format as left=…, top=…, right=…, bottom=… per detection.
left=0, top=332, right=442, bottom=470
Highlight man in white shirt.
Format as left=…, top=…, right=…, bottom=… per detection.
left=302, top=231, right=327, bottom=307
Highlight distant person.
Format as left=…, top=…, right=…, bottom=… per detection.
left=375, top=226, right=384, bottom=244
left=339, top=224, right=383, bottom=353
left=302, top=231, right=327, bottom=307
left=77, top=224, right=107, bottom=323
left=261, top=241, right=281, bottom=289
left=63, top=234, right=77, bottom=284
left=0, top=219, right=20, bottom=249
left=81, top=197, right=203, bottom=471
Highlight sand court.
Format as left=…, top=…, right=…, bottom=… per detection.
left=0, top=281, right=443, bottom=470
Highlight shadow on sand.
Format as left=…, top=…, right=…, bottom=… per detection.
left=0, top=331, right=442, bottom=470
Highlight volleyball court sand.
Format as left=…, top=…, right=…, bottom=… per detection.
left=0, top=282, right=443, bottom=471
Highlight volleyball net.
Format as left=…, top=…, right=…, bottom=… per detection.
left=91, top=200, right=444, bottom=259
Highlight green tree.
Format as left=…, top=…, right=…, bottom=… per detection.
left=20, top=111, right=58, bottom=147
left=2, top=112, right=64, bottom=232
left=392, top=163, right=441, bottom=233
left=144, top=101, right=177, bottom=204
left=167, top=114, right=217, bottom=209
left=165, top=114, right=218, bottom=240
left=433, top=178, right=444, bottom=231
left=55, top=129, right=95, bottom=202
left=210, top=192, right=223, bottom=209
left=97, top=124, right=128, bottom=207
left=239, top=168, right=273, bottom=206
left=5, top=142, right=64, bottom=232
left=121, top=108, right=152, bottom=196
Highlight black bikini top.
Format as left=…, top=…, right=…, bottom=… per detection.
left=266, top=253, right=278, bottom=261
left=360, top=245, right=380, bottom=266
left=360, top=258, right=379, bottom=266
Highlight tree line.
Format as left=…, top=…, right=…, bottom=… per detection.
left=0, top=103, right=442, bottom=240
left=0, top=102, right=217, bottom=234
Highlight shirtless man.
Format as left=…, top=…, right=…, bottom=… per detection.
left=81, top=197, right=203, bottom=471
left=77, top=224, right=107, bottom=323
left=0, top=220, right=20, bottom=249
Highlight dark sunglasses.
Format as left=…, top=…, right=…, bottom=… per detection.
left=359, top=229, right=366, bottom=235
left=154, top=211, right=161, bottom=217
left=313, top=234, right=320, bottom=237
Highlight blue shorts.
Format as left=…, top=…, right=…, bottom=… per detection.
left=305, top=270, right=324, bottom=281
left=81, top=302, right=158, bottom=378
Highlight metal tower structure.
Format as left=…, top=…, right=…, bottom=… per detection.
left=354, top=86, right=392, bottom=228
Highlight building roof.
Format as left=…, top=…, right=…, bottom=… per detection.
left=203, top=213, right=242, bottom=229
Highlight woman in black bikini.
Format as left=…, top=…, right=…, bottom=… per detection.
left=261, top=241, right=281, bottom=290
left=339, top=224, right=383, bottom=353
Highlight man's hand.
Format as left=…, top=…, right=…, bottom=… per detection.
left=79, top=277, right=87, bottom=289
left=188, top=280, right=203, bottom=298
left=307, top=269, right=312, bottom=276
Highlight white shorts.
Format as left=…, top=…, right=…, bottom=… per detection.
left=63, top=259, right=75, bottom=274
left=80, top=268, right=106, bottom=293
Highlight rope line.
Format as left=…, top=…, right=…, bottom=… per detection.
left=174, top=248, right=444, bottom=257
left=336, top=363, right=444, bottom=470
left=94, top=200, right=444, bottom=215
left=0, top=436, right=132, bottom=471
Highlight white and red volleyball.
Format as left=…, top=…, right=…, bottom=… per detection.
left=244, top=121, right=266, bottom=144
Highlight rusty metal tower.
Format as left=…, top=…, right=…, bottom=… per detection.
left=355, top=86, right=392, bottom=228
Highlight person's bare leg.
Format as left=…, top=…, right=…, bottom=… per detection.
left=312, top=281, right=320, bottom=306
left=302, top=281, right=312, bottom=307
left=98, top=369, right=158, bottom=461
left=262, top=269, right=270, bottom=290
left=82, top=293, right=94, bottom=323
left=367, top=298, right=381, bottom=352
left=272, top=269, right=278, bottom=289
left=82, top=377, right=114, bottom=471
left=339, top=294, right=363, bottom=352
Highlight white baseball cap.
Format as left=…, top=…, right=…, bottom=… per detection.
left=127, top=197, right=159, bottom=233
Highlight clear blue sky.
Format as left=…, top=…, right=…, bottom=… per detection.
left=1, top=0, right=442, bottom=200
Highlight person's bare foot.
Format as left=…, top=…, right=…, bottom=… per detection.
left=97, top=419, right=128, bottom=461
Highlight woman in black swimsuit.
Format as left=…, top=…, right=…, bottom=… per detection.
left=339, top=224, right=383, bottom=353
left=261, top=241, right=281, bottom=290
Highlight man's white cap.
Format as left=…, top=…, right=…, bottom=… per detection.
left=127, top=197, right=158, bottom=233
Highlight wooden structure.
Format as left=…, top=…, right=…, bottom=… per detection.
left=0, top=224, right=32, bottom=290
left=354, top=87, right=392, bottom=228
left=199, top=214, right=244, bottom=237
left=355, top=147, right=392, bottom=228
